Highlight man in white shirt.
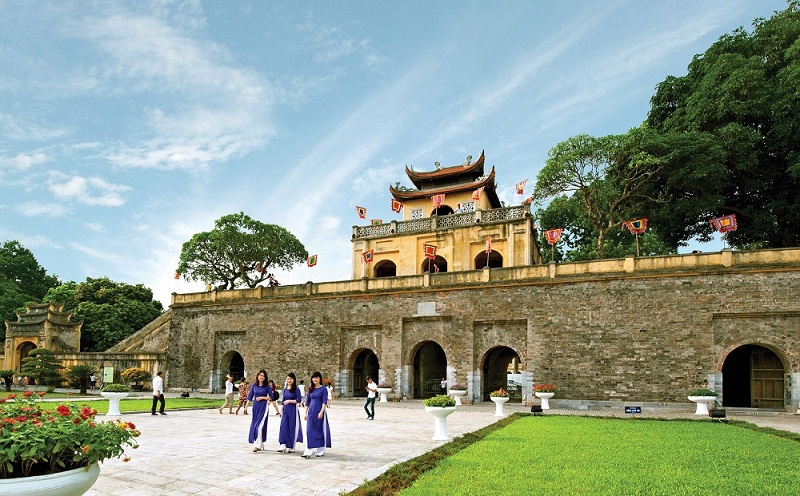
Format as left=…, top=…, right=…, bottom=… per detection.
left=219, top=374, right=234, bottom=414
left=364, top=376, right=378, bottom=420
left=151, top=371, right=166, bottom=415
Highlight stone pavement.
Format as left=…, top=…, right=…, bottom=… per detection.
left=84, top=397, right=800, bottom=496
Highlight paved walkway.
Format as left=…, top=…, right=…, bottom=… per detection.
left=84, top=398, right=800, bottom=496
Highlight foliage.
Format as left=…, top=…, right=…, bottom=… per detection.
left=101, top=383, right=131, bottom=393
left=688, top=388, right=717, bottom=397
left=534, top=384, right=557, bottom=393
left=489, top=388, right=509, bottom=397
left=377, top=382, right=392, bottom=388
left=176, top=212, right=308, bottom=290
left=448, top=383, right=466, bottom=390
left=392, top=416, right=800, bottom=496
left=533, top=128, right=667, bottom=259
left=0, top=240, right=60, bottom=341
left=0, top=370, right=14, bottom=392
left=0, top=392, right=140, bottom=478
left=645, top=4, right=800, bottom=249
left=43, top=277, right=164, bottom=352
left=65, top=365, right=95, bottom=395
left=120, top=367, right=152, bottom=385
left=20, top=348, right=63, bottom=386
left=423, top=395, right=456, bottom=407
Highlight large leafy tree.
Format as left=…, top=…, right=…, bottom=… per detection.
left=177, top=212, right=308, bottom=290
left=533, top=128, right=667, bottom=259
left=646, top=2, right=800, bottom=248
left=0, top=240, right=60, bottom=340
left=43, top=277, right=164, bottom=352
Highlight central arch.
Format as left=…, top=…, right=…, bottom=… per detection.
left=220, top=351, right=245, bottom=391
left=421, top=255, right=448, bottom=273
left=411, top=341, right=447, bottom=399
left=352, top=349, right=379, bottom=397
left=374, top=260, right=397, bottom=278
left=16, top=341, right=37, bottom=371
left=475, top=250, right=503, bottom=269
left=482, top=346, right=522, bottom=402
left=722, top=344, right=786, bottom=409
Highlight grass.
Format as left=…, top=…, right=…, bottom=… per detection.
left=57, top=397, right=221, bottom=414
left=348, top=414, right=800, bottom=496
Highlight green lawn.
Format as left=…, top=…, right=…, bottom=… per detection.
left=354, top=415, right=800, bottom=496
left=59, top=397, right=221, bottom=414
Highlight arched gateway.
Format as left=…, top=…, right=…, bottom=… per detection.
left=722, top=344, right=787, bottom=409
left=411, top=341, right=446, bottom=399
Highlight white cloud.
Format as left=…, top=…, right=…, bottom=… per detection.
left=85, top=222, right=105, bottom=232
left=47, top=172, right=131, bottom=207
left=70, top=242, right=124, bottom=264
left=0, top=152, right=48, bottom=170
left=15, top=202, right=69, bottom=217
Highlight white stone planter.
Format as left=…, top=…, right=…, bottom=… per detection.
left=490, top=396, right=509, bottom=416
left=688, top=395, right=717, bottom=415
left=101, top=392, right=129, bottom=417
left=449, top=389, right=467, bottom=405
left=535, top=392, right=555, bottom=410
left=0, top=463, right=100, bottom=496
left=376, top=387, right=392, bottom=403
left=424, top=406, right=456, bottom=440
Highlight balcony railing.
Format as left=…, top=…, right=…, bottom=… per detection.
left=353, top=205, right=530, bottom=239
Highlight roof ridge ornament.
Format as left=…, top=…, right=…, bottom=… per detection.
left=435, top=161, right=441, bottom=170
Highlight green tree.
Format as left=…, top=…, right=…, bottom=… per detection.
left=20, top=348, right=64, bottom=386
left=176, top=212, right=308, bottom=290
left=0, top=240, right=60, bottom=340
left=534, top=128, right=666, bottom=259
left=43, top=277, right=164, bottom=352
left=646, top=3, right=800, bottom=248
left=0, top=369, right=15, bottom=391
left=66, top=364, right=95, bottom=394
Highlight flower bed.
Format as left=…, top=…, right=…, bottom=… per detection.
left=533, top=384, right=557, bottom=393
left=449, top=383, right=466, bottom=390
left=490, top=388, right=509, bottom=397
left=0, top=392, right=140, bottom=479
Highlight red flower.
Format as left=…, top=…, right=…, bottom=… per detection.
left=2, top=418, right=15, bottom=424
left=73, top=417, right=82, bottom=425
left=6, top=394, right=17, bottom=399
left=32, top=419, right=43, bottom=427
left=0, top=398, right=6, bottom=404
left=23, top=391, right=33, bottom=398
left=127, top=422, right=136, bottom=430
left=56, top=405, right=71, bottom=416
left=37, top=391, right=47, bottom=397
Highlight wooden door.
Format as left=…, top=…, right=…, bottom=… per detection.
left=751, top=351, right=784, bottom=408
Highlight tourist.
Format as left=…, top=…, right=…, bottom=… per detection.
left=298, top=379, right=306, bottom=406
left=326, top=381, right=334, bottom=408
left=151, top=371, right=166, bottom=415
left=247, top=369, right=274, bottom=452
left=364, top=376, right=378, bottom=420
left=277, top=372, right=303, bottom=453
left=90, top=373, right=97, bottom=390
left=301, top=371, right=331, bottom=458
left=219, top=374, right=234, bottom=414
left=235, top=377, right=249, bottom=415
left=440, top=377, right=447, bottom=394
left=269, top=379, right=281, bottom=416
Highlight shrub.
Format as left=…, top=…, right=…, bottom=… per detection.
left=688, top=388, right=717, bottom=397
left=490, top=388, right=510, bottom=397
left=449, top=383, right=466, bottom=390
left=102, top=383, right=132, bottom=393
left=120, top=367, right=152, bottom=385
left=424, top=395, right=456, bottom=407
left=20, top=348, right=64, bottom=386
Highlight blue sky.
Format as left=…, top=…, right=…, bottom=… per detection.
left=0, top=1, right=787, bottom=307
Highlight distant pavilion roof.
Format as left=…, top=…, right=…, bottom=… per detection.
left=404, top=150, right=486, bottom=189
left=389, top=165, right=501, bottom=208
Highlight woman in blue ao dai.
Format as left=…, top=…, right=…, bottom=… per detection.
left=247, top=369, right=275, bottom=452
left=277, top=372, right=303, bottom=453
left=301, top=371, right=331, bottom=458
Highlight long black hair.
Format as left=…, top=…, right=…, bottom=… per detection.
left=286, top=372, right=297, bottom=393
left=255, top=369, right=268, bottom=387
left=307, top=371, right=322, bottom=393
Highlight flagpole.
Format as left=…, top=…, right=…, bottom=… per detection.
left=635, top=233, right=640, bottom=257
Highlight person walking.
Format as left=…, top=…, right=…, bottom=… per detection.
left=298, top=380, right=306, bottom=406
left=90, top=373, right=97, bottom=391
left=151, top=371, right=166, bottom=415
left=219, top=374, right=235, bottom=414
left=277, top=372, right=303, bottom=453
left=268, top=379, right=281, bottom=416
left=326, top=381, right=334, bottom=408
left=247, top=369, right=275, bottom=452
left=235, top=377, right=249, bottom=415
left=440, top=377, right=447, bottom=395
left=364, top=376, right=378, bottom=420
left=301, top=371, right=331, bottom=458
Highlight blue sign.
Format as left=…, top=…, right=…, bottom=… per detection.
left=625, top=406, right=641, bottom=414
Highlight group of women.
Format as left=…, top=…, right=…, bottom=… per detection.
left=247, top=369, right=331, bottom=458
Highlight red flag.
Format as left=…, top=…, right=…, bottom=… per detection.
left=515, top=179, right=528, bottom=195
left=486, top=237, right=492, bottom=254
left=174, top=271, right=180, bottom=280
left=423, top=243, right=438, bottom=259
left=544, top=228, right=562, bottom=245
left=362, top=249, right=374, bottom=263
left=307, top=255, right=318, bottom=267
left=356, top=206, right=367, bottom=219
left=431, top=194, right=445, bottom=207
left=623, top=218, right=648, bottom=235
left=390, top=199, right=403, bottom=213
left=710, top=214, right=737, bottom=233
left=472, top=187, right=485, bottom=201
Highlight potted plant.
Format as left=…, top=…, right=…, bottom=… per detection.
left=533, top=384, right=557, bottom=410
left=376, top=381, right=392, bottom=403
left=423, top=395, right=456, bottom=440
left=100, top=384, right=132, bottom=417
left=448, top=383, right=467, bottom=405
left=120, top=367, right=152, bottom=392
left=687, top=388, right=717, bottom=415
left=490, top=388, right=510, bottom=416
left=0, top=391, right=140, bottom=496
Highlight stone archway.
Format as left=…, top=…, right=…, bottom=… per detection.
left=411, top=341, right=446, bottom=399
left=374, top=260, right=397, bottom=278
left=482, top=346, right=522, bottom=402
left=16, top=341, right=37, bottom=371
left=475, top=250, right=503, bottom=269
left=431, top=205, right=454, bottom=216
left=220, top=351, right=245, bottom=388
left=352, top=349, right=379, bottom=397
left=421, top=255, right=448, bottom=273
left=722, top=344, right=786, bottom=409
